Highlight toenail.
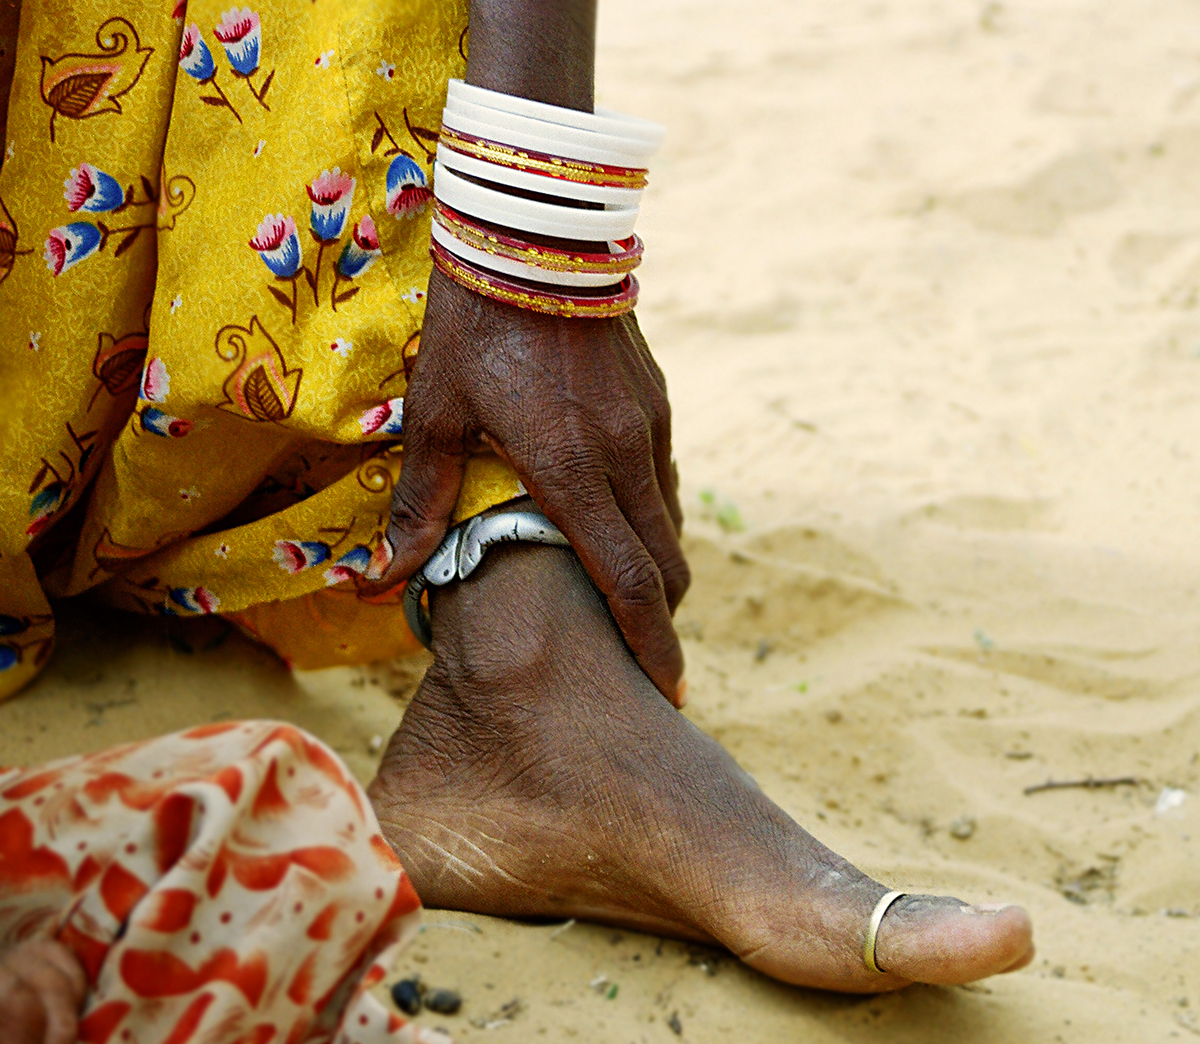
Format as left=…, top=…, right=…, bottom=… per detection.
left=974, top=903, right=1016, bottom=914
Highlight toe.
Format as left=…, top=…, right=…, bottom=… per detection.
left=874, top=895, right=1034, bottom=986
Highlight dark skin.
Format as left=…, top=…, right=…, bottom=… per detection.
left=0, top=941, right=86, bottom=1044
left=373, top=0, right=691, bottom=706
left=369, top=0, right=1035, bottom=994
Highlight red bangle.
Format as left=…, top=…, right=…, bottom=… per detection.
left=439, top=125, right=649, bottom=191
left=431, top=239, right=639, bottom=318
left=433, top=201, right=643, bottom=277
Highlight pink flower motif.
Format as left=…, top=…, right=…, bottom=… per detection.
left=213, top=8, right=261, bottom=75
left=178, top=23, right=216, bottom=80
left=359, top=397, right=403, bottom=436
left=273, top=539, right=331, bottom=574
left=63, top=164, right=124, bottom=213
left=385, top=155, right=431, bottom=218
left=168, top=586, right=220, bottom=614
left=336, top=215, right=380, bottom=278
left=139, top=357, right=170, bottom=402
left=249, top=214, right=301, bottom=277
left=307, top=167, right=355, bottom=242
left=353, top=213, right=379, bottom=250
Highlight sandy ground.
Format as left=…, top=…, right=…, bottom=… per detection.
left=5, top=0, right=1200, bottom=1039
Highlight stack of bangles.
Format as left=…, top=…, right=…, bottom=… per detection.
left=430, top=78, right=665, bottom=319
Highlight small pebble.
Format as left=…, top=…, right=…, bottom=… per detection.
left=949, top=814, right=976, bottom=840
left=369, top=734, right=384, bottom=753
left=390, top=977, right=421, bottom=1015
left=668, top=1011, right=683, bottom=1035
left=424, top=988, right=462, bottom=1015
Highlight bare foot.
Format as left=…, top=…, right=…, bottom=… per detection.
left=368, top=545, right=1034, bottom=993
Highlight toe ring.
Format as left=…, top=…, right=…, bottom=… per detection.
left=863, top=890, right=907, bottom=974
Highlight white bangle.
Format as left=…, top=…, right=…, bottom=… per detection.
left=441, top=107, right=654, bottom=169
left=435, top=143, right=644, bottom=208
left=430, top=221, right=626, bottom=288
left=445, top=95, right=659, bottom=162
left=433, top=163, right=638, bottom=240
left=447, top=79, right=665, bottom=147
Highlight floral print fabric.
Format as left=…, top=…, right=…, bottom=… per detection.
left=0, top=0, right=522, bottom=699
left=0, top=721, right=449, bottom=1044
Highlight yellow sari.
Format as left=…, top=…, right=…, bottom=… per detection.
left=0, top=0, right=518, bottom=699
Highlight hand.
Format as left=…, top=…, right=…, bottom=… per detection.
left=375, top=268, right=690, bottom=704
left=0, top=940, right=87, bottom=1044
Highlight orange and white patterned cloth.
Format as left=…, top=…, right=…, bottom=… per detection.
left=0, top=720, right=448, bottom=1044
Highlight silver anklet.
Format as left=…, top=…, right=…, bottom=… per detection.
left=403, top=508, right=570, bottom=648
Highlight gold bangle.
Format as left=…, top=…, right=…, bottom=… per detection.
left=440, top=126, right=650, bottom=190
left=863, top=890, right=906, bottom=974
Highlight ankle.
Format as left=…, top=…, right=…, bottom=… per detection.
left=426, top=541, right=638, bottom=697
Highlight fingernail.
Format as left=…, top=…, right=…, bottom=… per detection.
left=364, top=538, right=394, bottom=581
left=975, top=903, right=1016, bottom=914
left=675, top=678, right=688, bottom=708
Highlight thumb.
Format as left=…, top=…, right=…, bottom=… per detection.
left=368, top=431, right=467, bottom=587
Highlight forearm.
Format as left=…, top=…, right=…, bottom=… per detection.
left=466, top=0, right=596, bottom=112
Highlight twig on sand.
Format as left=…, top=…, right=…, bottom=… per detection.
left=1023, top=776, right=1141, bottom=796
left=548, top=918, right=576, bottom=940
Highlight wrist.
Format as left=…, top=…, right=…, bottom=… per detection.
left=465, top=0, right=596, bottom=111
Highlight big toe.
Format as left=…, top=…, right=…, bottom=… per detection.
left=875, top=895, right=1034, bottom=987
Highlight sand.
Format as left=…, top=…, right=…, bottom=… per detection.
left=4, top=0, right=1200, bottom=1039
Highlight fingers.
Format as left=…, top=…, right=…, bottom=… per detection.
left=0, top=942, right=85, bottom=1044
left=531, top=478, right=685, bottom=704
left=371, top=418, right=468, bottom=589
left=610, top=468, right=690, bottom=615
left=648, top=395, right=684, bottom=540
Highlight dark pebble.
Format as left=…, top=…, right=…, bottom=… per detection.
left=424, top=988, right=462, bottom=1016
left=390, top=977, right=422, bottom=1015
left=668, top=1011, right=683, bottom=1035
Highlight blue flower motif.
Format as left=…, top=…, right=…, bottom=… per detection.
left=337, top=215, right=381, bottom=278
left=358, top=397, right=403, bottom=436
left=323, top=544, right=372, bottom=586
left=44, top=222, right=103, bottom=276
left=386, top=155, right=432, bottom=218
left=0, top=645, right=18, bottom=671
left=273, top=539, right=332, bottom=574
left=167, top=586, right=220, bottom=614
left=249, top=214, right=301, bottom=278
left=63, top=164, right=125, bottom=213
left=213, top=8, right=261, bottom=76
left=179, top=24, right=216, bottom=81
left=142, top=407, right=194, bottom=437
left=307, top=168, right=355, bottom=243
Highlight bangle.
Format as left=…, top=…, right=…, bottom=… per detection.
left=431, top=238, right=639, bottom=318
left=431, top=222, right=629, bottom=288
left=435, top=143, right=644, bottom=207
left=439, top=126, right=649, bottom=191
left=447, top=79, right=665, bottom=146
left=434, top=201, right=643, bottom=276
left=445, top=94, right=659, bottom=163
left=404, top=507, right=571, bottom=648
left=440, top=107, right=652, bottom=170
left=433, top=163, right=638, bottom=241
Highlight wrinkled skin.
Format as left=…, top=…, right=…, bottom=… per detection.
left=376, top=268, right=691, bottom=703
